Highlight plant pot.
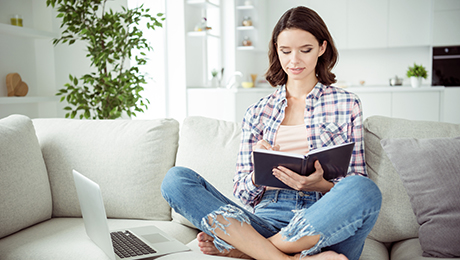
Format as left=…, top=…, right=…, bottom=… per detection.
left=211, top=77, right=218, bottom=87
left=410, top=76, right=422, bottom=88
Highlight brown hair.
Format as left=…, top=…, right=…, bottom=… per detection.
left=265, top=6, right=338, bottom=87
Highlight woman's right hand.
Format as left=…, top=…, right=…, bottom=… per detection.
left=251, top=140, right=280, bottom=185
left=253, top=140, right=280, bottom=151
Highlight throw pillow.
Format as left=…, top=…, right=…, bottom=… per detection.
left=381, top=136, right=460, bottom=258
left=0, top=115, right=52, bottom=239
left=33, top=118, right=179, bottom=221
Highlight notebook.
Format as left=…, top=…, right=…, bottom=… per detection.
left=72, top=170, right=190, bottom=260
left=253, top=142, right=355, bottom=189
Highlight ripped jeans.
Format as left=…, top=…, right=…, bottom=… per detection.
left=161, top=166, right=382, bottom=260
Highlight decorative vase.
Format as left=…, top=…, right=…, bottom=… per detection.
left=410, top=76, right=422, bottom=88
left=211, top=77, right=218, bottom=87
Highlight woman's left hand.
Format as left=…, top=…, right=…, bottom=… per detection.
left=272, top=160, right=334, bottom=193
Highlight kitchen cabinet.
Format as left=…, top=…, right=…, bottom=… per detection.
left=392, top=91, right=440, bottom=122
left=308, top=0, right=348, bottom=49
left=432, top=0, right=460, bottom=46
left=347, top=0, right=388, bottom=49
left=356, top=92, right=392, bottom=119
left=187, top=86, right=451, bottom=123
left=388, top=0, right=431, bottom=47
left=442, top=87, right=460, bottom=124
left=349, top=86, right=443, bottom=122
left=316, top=0, right=432, bottom=49
left=0, top=0, right=58, bottom=119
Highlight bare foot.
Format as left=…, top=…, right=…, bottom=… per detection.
left=291, top=251, right=348, bottom=260
left=197, top=232, right=253, bottom=259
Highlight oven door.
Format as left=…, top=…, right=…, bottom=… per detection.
left=432, top=46, right=460, bottom=87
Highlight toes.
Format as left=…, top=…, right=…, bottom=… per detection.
left=197, top=231, right=214, bottom=242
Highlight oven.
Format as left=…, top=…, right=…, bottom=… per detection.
left=432, top=46, right=460, bottom=87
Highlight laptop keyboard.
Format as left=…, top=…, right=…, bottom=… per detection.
left=111, top=230, right=157, bottom=258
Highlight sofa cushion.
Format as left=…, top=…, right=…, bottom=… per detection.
left=0, top=115, right=52, bottom=239
left=363, top=116, right=460, bottom=243
left=381, top=137, right=460, bottom=258
left=390, top=238, right=458, bottom=260
left=0, top=218, right=197, bottom=260
left=32, top=118, right=179, bottom=220
left=359, top=238, right=390, bottom=260
left=173, top=116, right=243, bottom=228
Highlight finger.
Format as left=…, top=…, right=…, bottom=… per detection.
left=276, top=166, right=299, bottom=179
left=314, top=160, right=324, bottom=174
left=254, top=140, right=273, bottom=150
left=273, top=167, right=297, bottom=186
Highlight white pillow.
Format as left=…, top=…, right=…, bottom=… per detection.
left=0, top=115, right=52, bottom=239
left=33, top=118, right=179, bottom=220
left=173, top=116, right=243, bottom=228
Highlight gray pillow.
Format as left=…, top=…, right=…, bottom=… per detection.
left=381, top=137, right=460, bottom=258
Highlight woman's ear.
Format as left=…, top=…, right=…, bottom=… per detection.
left=318, top=40, right=327, bottom=57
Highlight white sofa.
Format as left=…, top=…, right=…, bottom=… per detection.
left=0, top=114, right=459, bottom=260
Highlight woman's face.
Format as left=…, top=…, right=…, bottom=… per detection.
left=276, top=28, right=326, bottom=84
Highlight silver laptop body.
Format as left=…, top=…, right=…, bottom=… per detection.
left=72, top=170, right=190, bottom=260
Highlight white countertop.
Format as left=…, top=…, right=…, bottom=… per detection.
left=188, top=85, right=446, bottom=93
left=344, top=85, right=445, bottom=93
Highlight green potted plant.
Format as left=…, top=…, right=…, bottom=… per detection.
left=406, top=63, right=428, bottom=88
left=46, top=0, right=165, bottom=119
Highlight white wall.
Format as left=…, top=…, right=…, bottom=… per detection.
left=334, top=46, right=432, bottom=86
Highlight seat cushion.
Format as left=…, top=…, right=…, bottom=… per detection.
left=32, top=118, right=179, bottom=220
left=391, top=238, right=460, bottom=260
left=359, top=238, right=390, bottom=260
left=0, top=115, right=52, bottom=239
left=0, top=218, right=197, bottom=260
left=363, top=116, right=460, bottom=243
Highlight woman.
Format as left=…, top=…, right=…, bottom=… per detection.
left=161, top=6, right=381, bottom=260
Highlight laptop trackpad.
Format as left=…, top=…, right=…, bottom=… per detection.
left=141, top=233, right=170, bottom=244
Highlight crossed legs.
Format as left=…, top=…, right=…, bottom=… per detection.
left=197, top=217, right=346, bottom=260
left=161, top=167, right=381, bottom=260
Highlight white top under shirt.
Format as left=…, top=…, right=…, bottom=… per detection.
left=274, top=124, right=310, bottom=155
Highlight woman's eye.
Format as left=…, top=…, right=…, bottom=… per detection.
left=301, top=49, right=312, bottom=53
left=281, top=51, right=291, bottom=54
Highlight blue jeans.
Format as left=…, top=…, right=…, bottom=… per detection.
left=161, top=166, right=382, bottom=260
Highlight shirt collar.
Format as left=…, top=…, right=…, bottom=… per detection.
left=309, top=82, right=325, bottom=100
left=277, top=82, right=325, bottom=102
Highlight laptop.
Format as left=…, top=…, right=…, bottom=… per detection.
left=72, top=170, right=190, bottom=260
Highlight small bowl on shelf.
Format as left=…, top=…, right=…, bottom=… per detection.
left=241, top=81, right=254, bottom=88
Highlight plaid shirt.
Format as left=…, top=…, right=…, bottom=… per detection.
left=233, top=82, right=367, bottom=208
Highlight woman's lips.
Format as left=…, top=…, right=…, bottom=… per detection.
left=289, top=67, right=305, bottom=74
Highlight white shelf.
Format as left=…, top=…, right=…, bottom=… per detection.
left=0, top=23, right=57, bottom=39
left=236, top=5, right=255, bottom=10
left=0, top=96, right=60, bottom=105
left=237, top=46, right=255, bottom=50
left=236, top=26, right=255, bottom=31
left=186, top=0, right=219, bottom=8
left=187, top=31, right=220, bottom=38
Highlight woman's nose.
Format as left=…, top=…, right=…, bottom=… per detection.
left=290, top=52, right=300, bottom=65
